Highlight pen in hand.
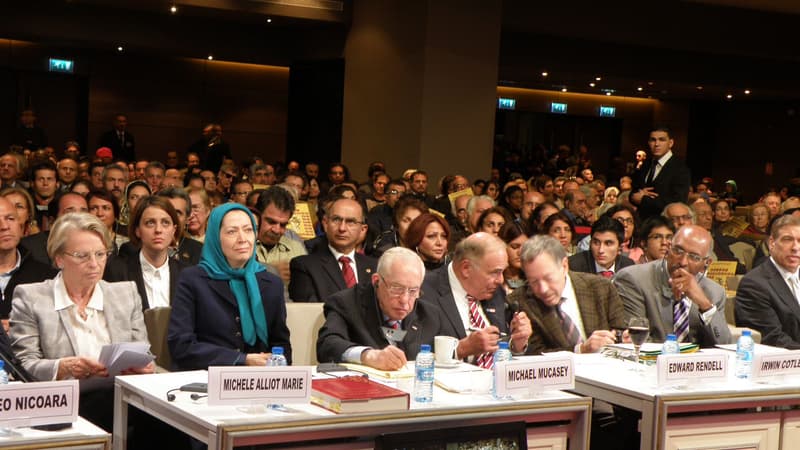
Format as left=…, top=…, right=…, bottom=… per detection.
left=468, top=326, right=508, bottom=338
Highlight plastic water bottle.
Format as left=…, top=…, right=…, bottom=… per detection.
left=267, top=347, right=287, bottom=366
left=413, top=344, right=434, bottom=403
left=735, top=330, right=754, bottom=379
left=492, top=341, right=512, bottom=400
left=662, top=334, right=680, bottom=355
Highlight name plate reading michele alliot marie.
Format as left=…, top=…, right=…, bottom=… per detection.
left=753, top=350, right=800, bottom=380
left=0, top=380, right=79, bottom=428
left=494, top=353, right=575, bottom=397
left=657, top=353, right=728, bottom=386
left=208, top=366, right=312, bottom=406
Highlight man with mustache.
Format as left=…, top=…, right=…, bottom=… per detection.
left=254, top=186, right=307, bottom=301
left=102, top=164, right=127, bottom=204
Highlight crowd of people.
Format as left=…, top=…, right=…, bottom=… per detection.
left=2, top=112, right=800, bottom=448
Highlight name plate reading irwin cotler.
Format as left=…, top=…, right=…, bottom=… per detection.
left=208, top=366, right=312, bottom=406
left=494, top=352, right=575, bottom=397
left=0, top=380, right=79, bottom=428
left=657, top=353, right=727, bottom=386
left=753, top=350, right=800, bottom=380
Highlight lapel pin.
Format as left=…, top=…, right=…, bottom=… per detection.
left=365, top=268, right=372, bottom=274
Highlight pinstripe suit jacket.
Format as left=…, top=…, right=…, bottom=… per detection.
left=9, top=278, right=148, bottom=381
left=510, top=271, right=626, bottom=354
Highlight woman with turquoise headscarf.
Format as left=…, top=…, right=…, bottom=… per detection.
left=168, top=203, right=291, bottom=370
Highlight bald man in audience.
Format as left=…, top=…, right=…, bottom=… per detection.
left=421, top=233, right=532, bottom=364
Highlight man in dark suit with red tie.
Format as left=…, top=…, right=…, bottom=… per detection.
left=630, top=126, right=690, bottom=220
left=290, top=198, right=377, bottom=302
left=317, top=247, right=457, bottom=370
left=568, top=216, right=634, bottom=277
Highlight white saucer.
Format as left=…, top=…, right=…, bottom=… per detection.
left=435, top=361, right=460, bottom=369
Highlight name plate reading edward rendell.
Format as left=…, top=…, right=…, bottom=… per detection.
left=657, top=353, right=727, bottom=386
left=494, top=352, right=575, bottom=396
left=0, top=380, right=78, bottom=428
left=208, top=366, right=312, bottom=406
left=753, top=350, right=800, bottom=380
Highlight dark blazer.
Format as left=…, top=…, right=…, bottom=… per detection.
left=19, top=231, right=50, bottom=267
left=632, top=155, right=691, bottom=219
left=289, top=245, right=377, bottom=302
left=119, top=237, right=201, bottom=266
left=509, top=271, right=626, bottom=354
left=104, top=251, right=187, bottom=310
left=316, top=284, right=457, bottom=363
left=98, top=129, right=136, bottom=162
left=167, top=266, right=291, bottom=370
left=421, top=265, right=510, bottom=339
left=568, top=250, right=634, bottom=276
left=1, top=247, right=59, bottom=319
left=735, top=260, right=800, bottom=349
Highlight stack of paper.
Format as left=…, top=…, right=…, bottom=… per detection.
left=98, top=343, right=154, bottom=376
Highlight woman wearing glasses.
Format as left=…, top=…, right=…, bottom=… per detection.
left=168, top=203, right=291, bottom=370
left=9, top=213, right=153, bottom=431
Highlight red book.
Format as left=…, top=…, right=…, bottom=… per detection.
left=311, top=376, right=410, bottom=414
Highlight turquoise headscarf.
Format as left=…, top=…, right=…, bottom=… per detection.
left=199, top=203, right=268, bottom=347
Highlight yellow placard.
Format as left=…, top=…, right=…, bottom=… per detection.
left=287, top=202, right=316, bottom=241
left=447, top=188, right=474, bottom=210
left=706, top=261, right=738, bottom=290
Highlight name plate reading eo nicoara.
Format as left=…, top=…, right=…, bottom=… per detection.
left=208, top=366, right=312, bottom=406
left=0, top=380, right=79, bottom=428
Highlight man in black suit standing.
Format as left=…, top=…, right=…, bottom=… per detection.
left=736, top=215, right=800, bottom=348
left=290, top=198, right=377, bottom=302
left=422, top=232, right=532, bottom=366
left=98, top=113, right=136, bottom=162
left=630, top=126, right=690, bottom=220
left=568, top=216, right=635, bottom=277
left=317, top=247, right=456, bottom=370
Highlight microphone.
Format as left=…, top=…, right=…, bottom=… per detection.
left=0, top=339, right=33, bottom=382
left=190, top=393, right=208, bottom=401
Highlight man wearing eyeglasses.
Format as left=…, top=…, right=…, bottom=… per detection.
left=614, top=225, right=731, bottom=346
left=216, top=163, right=237, bottom=200
left=290, top=198, right=377, bottom=302
left=422, top=233, right=532, bottom=363
left=317, top=247, right=455, bottom=370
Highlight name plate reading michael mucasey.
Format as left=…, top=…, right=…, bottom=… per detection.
left=0, top=380, right=78, bottom=428
left=494, top=352, right=575, bottom=396
left=657, top=353, right=727, bottom=386
left=208, top=366, right=312, bottom=406
left=753, top=350, right=800, bottom=380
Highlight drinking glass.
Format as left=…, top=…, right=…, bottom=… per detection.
left=627, top=317, right=650, bottom=368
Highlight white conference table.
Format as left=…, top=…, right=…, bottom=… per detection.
left=113, top=369, right=591, bottom=450
left=0, top=417, right=110, bottom=450
left=573, top=352, right=800, bottom=450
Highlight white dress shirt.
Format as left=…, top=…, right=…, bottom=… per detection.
left=52, top=273, right=111, bottom=368
left=140, top=252, right=171, bottom=308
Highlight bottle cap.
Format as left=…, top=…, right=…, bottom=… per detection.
left=666, top=333, right=676, bottom=341
left=742, top=330, right=751, bottom=337
left=420, top=344, right=431, bottom=352
left=271, top=346, right=284, bottom=355
left=498, top=341, right=509, bottom=349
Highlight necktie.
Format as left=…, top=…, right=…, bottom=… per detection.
left=339, top=256, right=356, bottom=288
left=673, top=298, right=690, bottom=343
left=788, top=275, right=800, bottom=305
left=386, top=320, right=400, bottom=330
left=557, top=300, right=582, bottom=347
left=467, top=295, right=493, bottom=369
left=646, top=162, right=660, bottom=184
left=599, top=270, right=614, bottom=279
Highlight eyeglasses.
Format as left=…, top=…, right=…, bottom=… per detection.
left=63, top=250, right=113, bottom=264
left=388, top=189, right=403, bottom=195
left=668, top=245, right=707, bottom=263
left=328, top=215, right=364, bottom=227
left=669, top=214, right=693, bottom=223
left=380, top=275, right=422, bottom=298
left=221, top=172, right=235, bottom=179
left=615, top=217, right=634, bottom=225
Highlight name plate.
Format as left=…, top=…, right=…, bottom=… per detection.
left=494, top=353, right=574, bottom=396
left=0, top=380, right=78, bottom=428
left=657, top=353, right=727, bottom=386
left=208, top=366, right=312, bottom=406
left=753, top=351, right=800, bottom=379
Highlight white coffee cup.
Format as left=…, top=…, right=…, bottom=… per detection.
left=434, top=335, right=459, bottom=365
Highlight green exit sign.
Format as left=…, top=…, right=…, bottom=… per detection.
left=49, top=58, right=74, bottom=73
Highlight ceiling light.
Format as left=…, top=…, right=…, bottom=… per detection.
left=207, top=55, right=213, bottom=60
left=637, top=87, right=643, bottom=92
left=170, top=5, right=177, bottom=13
left=744, top=89, right=751, bottom=95
left=595, top=77, right=602, bottom=81
left=561, top=87, right=567, bottom=92
left=589, top=82, right=596, bottom=87
left=726, top=94, right=733, bottom=99
left=647, top=81, right=654, bottom=86
left=606, top=92, right=611, bottom=96
left=117, top=46, right=123, bottom=52
left=541, top=71, right=548, bottom=77
left=267, top=18, right=272, bottom=23
left=696, top=86, right=704, bottom=90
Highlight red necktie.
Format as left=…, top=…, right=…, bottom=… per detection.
left=599, top=270, right=614, bottom=279
left=339, top=256, right=356, bottom=288
left=467, top=295, right=493, bottom=369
